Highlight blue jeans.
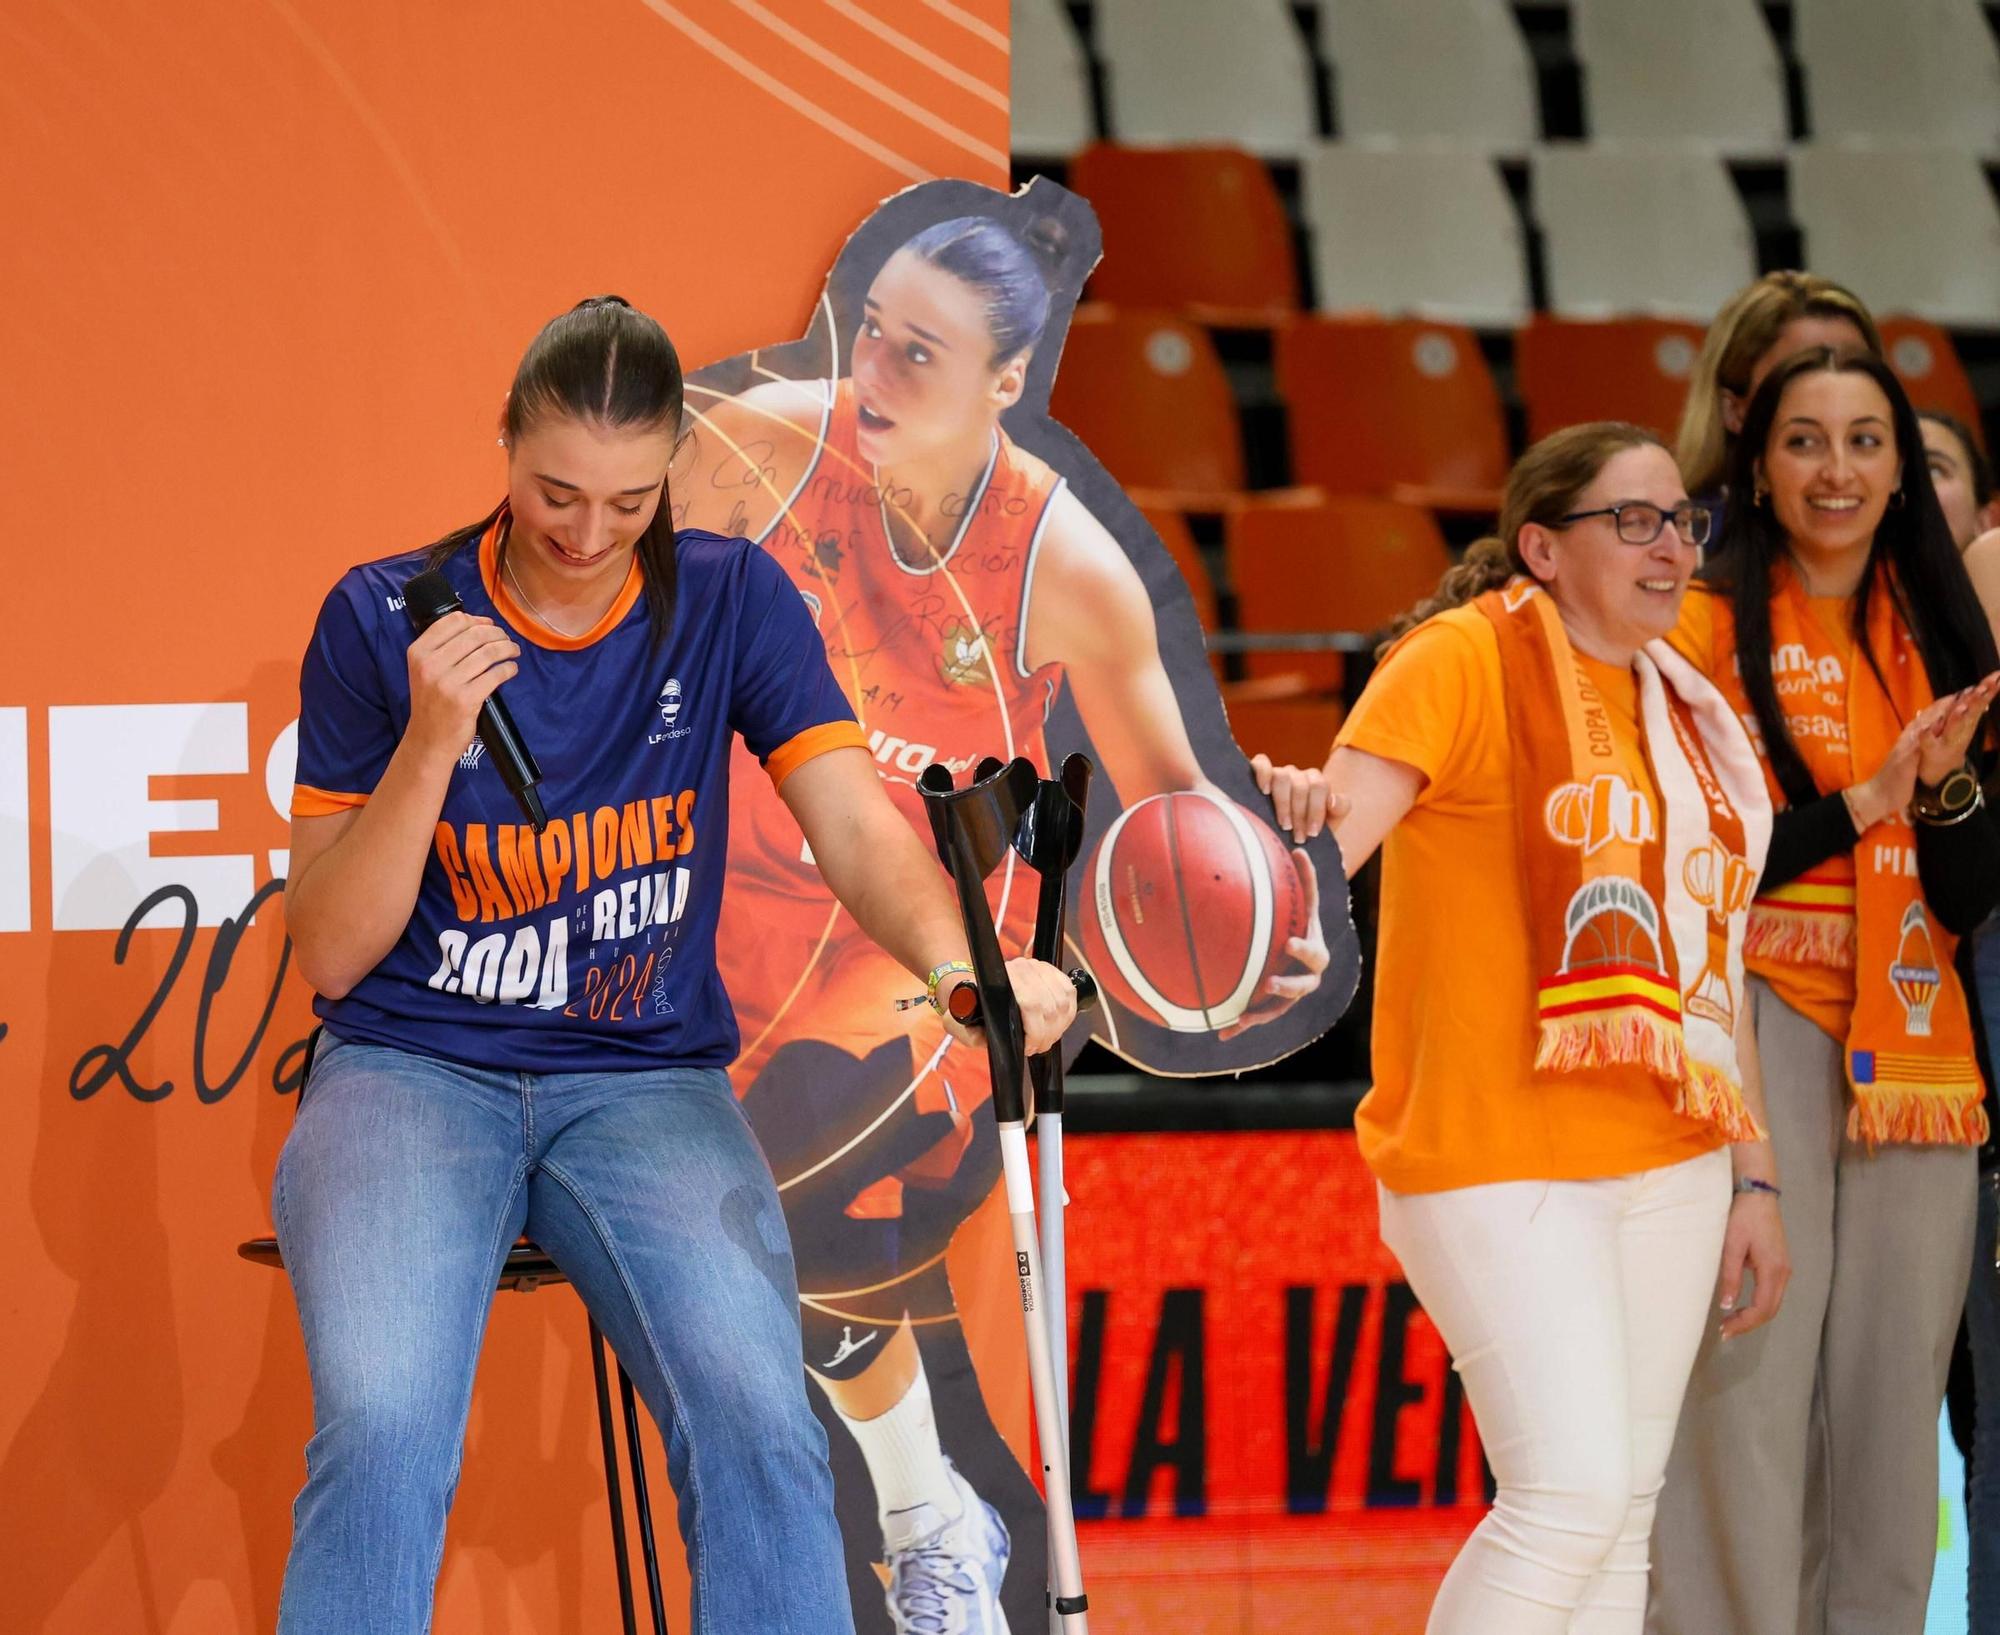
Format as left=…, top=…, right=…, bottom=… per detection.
left=1971, top=924, right=2000, bottom=1631
left=271, top=1029, right=852, bottom=1635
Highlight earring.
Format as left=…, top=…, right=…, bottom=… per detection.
left=1753, top=487, right=1770, bottom=506
left=496, top=436, right=507, bottom=448
left=1889, top=487, right=1907, bottom=509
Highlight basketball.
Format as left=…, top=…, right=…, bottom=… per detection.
left=1078, top=790, right=1309, bottom=1032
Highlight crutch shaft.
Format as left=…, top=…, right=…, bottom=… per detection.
left=1001, top=1122, right=1089, bottom=1633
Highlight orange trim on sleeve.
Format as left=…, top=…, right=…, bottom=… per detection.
left=292, top=784, right=370, bottom=819
left=764, top=720, right=868, bottom=787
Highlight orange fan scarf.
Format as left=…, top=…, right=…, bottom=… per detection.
left=1704, top=572, right=1985, bottom=1146
left=1480, top=583, right=1771, bottom=1140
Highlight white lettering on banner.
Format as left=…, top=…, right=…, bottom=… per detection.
left=1, top=709, right=27, bottom=932
left=50, top=704, right=253, bottom=930
left=264, top=719, right=297, bottom=880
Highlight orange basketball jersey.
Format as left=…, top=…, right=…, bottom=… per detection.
left=722, top=379, right=1066, bottom=1083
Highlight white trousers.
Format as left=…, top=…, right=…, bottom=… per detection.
left=1379, top=1146, right=1731, bottom=1634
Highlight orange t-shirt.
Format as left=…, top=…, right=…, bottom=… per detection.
left=1337, top=606, right=1729, bottom=1193
left=1667, top=587, right=1858, bottom=1041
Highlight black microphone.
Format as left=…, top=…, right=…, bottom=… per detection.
left=402, top=569, right=549, bottom=833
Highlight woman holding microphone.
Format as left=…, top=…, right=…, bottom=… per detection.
left=277, top=295, right=1077, bottom=1634
left=1272, top=422, right=1786, bottom=1632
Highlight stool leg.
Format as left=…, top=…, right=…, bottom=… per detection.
left=617, top=1362, right=670, bottom=1634
left=589, top=1317, right=640, bottom=1635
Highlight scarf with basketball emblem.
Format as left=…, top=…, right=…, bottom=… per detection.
left=1704, top=571, right=1986, bottom=1145
left=1479, top=582, right=1772, bottom=1139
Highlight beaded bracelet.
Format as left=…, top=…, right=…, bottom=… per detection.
left=1733, top=1176, right=1782, bottom=1200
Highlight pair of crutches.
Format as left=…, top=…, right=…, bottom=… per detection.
left=918, top=752, right=1096, bottom=1635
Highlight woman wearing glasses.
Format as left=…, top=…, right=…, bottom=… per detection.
left=1647, top=349, right=2000, bottom=1635
left=1297, top=422, right=1784, bottom=1633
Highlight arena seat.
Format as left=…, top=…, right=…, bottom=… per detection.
left=1222, top=693, right=1346, bottom=774
left=1274, top=315, right=1507, bottom=509
left=1316, top=0, right=1537, bottom=155
left=1532, top=145, right=1756, bottom=320
left=1011, top=0, right=1095, bottom=157
left=1880, top=317, right=1987, bottom=446
left=1796, top=0, right=2000, bottom=155
left=1226, top=491, right=1452, bottom=690
left=1570, top=0, right=1788, bottom=157
left=1139, top=504, right=1218, bottom=634
left=1792, top=145, right=2000, bottom=326
left=1514, top=315, right=1706, bottom=443
left=1070, top=143, right=1299, bottom=323
left=1300, top=144, right=1531, bottom=327
left=1048, top=306, right=1245, bottom=506
left=1095, top=0, right=1319, bottom=156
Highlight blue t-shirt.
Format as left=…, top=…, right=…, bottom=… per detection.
left=292, top=523, right=864, bottom=1072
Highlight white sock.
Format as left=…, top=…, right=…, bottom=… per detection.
left=828, top=1354, right=963, bottom=1545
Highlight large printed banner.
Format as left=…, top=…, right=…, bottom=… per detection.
left=0, top=5, right=1358, bottom=1633
left=676, top=175, right=1356, bottom=1629
left=0, top=5, right=1021, bottom=1631
left=1062, top=1130, right=1486, bottom=1634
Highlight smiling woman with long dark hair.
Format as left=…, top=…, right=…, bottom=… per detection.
left=1650, top=346, right=2000, bottom=1635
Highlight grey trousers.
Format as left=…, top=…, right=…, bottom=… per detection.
left=1647, top=976, right=1978, bottom=1635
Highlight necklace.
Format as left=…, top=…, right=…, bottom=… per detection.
left=502, top=548, right=586, bottom=638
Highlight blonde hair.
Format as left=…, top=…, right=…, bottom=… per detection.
left=1676, top=272, right=1882, bottom=496
left=1379, top=422, right=1665, bottom=651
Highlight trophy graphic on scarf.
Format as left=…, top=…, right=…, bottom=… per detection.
left=1891, top=899, right=1943, bottom=1038
left=1681, top=834, right=1755, bottom=1029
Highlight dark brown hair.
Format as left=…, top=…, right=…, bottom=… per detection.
left=427, top=295, right=684, bottom=644
left=1379, top=422, right=1666, bottom=652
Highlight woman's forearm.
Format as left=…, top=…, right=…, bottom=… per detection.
left=1760, top=794, right=1858, bottom=891
left=286, top=736, right=456, bottom=999
left=817, top=803, right=971, bottom=984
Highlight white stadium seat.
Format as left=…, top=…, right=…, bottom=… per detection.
left=1571, top=0, right=1789, bottom=158
left=1095, top=0, right=1320, bottom=157
left=1010, top=0, right=1095, bottom=158
left=1791, top=145, right=2000, bottom=326
left=1796, top=0, right=2000, bottom=154
left=1318, top=0, right=1538, bottom=156
left=1532, top=145, right=1757, bottom=319
left=1301, top=143, right=1531, bottom=326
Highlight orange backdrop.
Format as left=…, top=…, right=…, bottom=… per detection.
left=0, top=4, right=1008, bottom=1629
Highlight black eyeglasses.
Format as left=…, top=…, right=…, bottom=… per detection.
left=1558, top=501, right=1712, bottom=547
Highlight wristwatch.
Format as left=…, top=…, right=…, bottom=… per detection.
left=1911, top=761, right=1984, bottom=826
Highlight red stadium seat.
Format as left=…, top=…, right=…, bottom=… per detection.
left=1222, top=693, right=1345, bottom=775
left=1070, top=142, right=1300, bottom=324
left=1139, top=504, right=1218, bottom=632
left=1225, top=491, right=1453, bottom=690
left=1273, top=316, right=1506, bottom=510
left=1880, top=317, right=1986, bottom=449
left=1049, top=306, right=1245, bottom=506
left=1514, top=315, right=1707, bottom=443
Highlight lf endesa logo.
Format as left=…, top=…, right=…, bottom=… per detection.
left=0, top=703, right=297, bottom=934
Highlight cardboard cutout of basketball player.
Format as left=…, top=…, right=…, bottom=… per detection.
left=677, top=177, right=1359, bottom=1634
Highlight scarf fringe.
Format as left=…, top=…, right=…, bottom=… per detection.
left=1537, top=1007, right=1762, bottom=1139
left=1745, top=904, right=1856, bottom=969
left=1676, top=1059, right=1765, bottom=1142
left=1846, top=1083, right=1991, bottom=1149
left=1536, top=1006, right=1689, bottom=1082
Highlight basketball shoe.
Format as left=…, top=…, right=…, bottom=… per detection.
left=882, top=1459, right=1012, bottom=1635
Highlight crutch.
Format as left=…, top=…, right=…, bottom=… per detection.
left=1013, top=755, right=1094, bottom=1633
left=918, top=757, right=1096, bottom=1635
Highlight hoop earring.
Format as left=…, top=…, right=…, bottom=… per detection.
left=1889, top=488, right=1906, bottom=509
